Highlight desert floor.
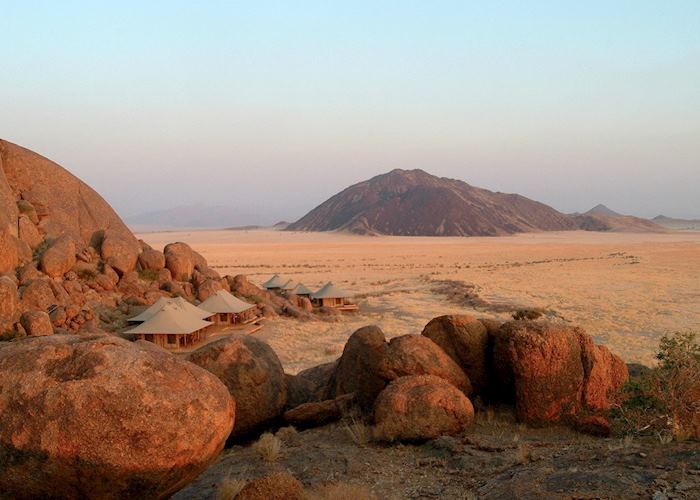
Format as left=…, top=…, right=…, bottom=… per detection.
left=139, top=229, right=700, bottom=371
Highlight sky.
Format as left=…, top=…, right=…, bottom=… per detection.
left=1, top=1, right=699, bottom=224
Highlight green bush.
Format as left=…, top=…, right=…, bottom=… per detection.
left=613, top=331, right=700, bottom=441
left=138, top=269, right=160, bottom=282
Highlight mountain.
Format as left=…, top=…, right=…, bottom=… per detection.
left=653, top=215, right=700, bottom=231
left=571, top=213, right=666, bottom=233
left=585, top=204, right=622, bottom=217
left=125, top=204, right=266, bottom=231
left=286, top=169, right=577, bottom=236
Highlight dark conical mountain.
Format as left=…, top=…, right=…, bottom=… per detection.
left=585, top=204, right=622, bottom=217
left=286, top=169, right=577, bottom=236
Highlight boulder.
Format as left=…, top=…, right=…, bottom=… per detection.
left=283, top=393, right=355, bottom=428
left=0, top=335, right=234, bottom=499
left=19, top=310, right=53, bottom=336
left=0, top=230, right=19, bottom=274
left=40, top=235, right=76, bottom=278
left=379, top=334, right=473, bottom=396
left=187, top=335, right=287, bottom=438
left=18, top=215, right=43, bottom=249
left=373, top=375, right=475, bottom=442
left=236, top=472, right=305, bottom=500
left=17, top=262, right=43, bottom=284
left=296, top=360, right=338, bottom=401
left=164, top=242, right=196, bottom=281
left=138, top=248, right=165, bottom=271
left=197, top=278, right=222, bottom=302
left=332, top=325, right=389, bottom=410
left=421, top=314, right=489, bottom=394
left=492, top=321, right=628, bottom=427
left=20, top=279, right=57, bottom=311
left=100, top=229, right=140, bottom=276
left=0, top=276, right=19, bottom=330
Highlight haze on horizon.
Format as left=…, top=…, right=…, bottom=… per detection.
left=1, top=1, right=699, bottom=225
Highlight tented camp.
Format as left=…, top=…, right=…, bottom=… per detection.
left=311, top=282, right=358, bottom=311
left=126, top=303, right=212, bottom=350
left=288, top=282, right=313, bottom=298
left=280, top=280, right=297, bottom=292
left=198, top=289, right=258, bottom=325
left=262, top=274, right=288, bottom=291
left=128, top=296, right=212, bottom=323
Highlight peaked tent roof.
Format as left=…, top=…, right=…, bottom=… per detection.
left=126, top=304, right=212, bottom=335
left=262, top=274, right=288, bottom=289
left=128, top=296, right=211, bottom=323
left=198, top=289, right=256, bottom=314
left=280, top=279, right=297, bottom=291
left=311, top=282, right=353, bottom=299
left=289, top=283, right=314, bottom=295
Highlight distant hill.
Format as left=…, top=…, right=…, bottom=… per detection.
left=125, top=204, right=265, bottom=230
left=572, top=213, right=667, bottom=233
left=653, top=215, right=700, bottom=231
left=585, top=204, right=622, bottom=217
left=287, top=169, right=576, bottom=236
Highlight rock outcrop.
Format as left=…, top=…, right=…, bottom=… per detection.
left=373, top=375, right=475, bottom=442
left=0, top=335, right=234, bottom=499
left=188, top=335, right=287, bottom=438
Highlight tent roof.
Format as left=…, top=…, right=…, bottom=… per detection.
left=289, top=283, right=314, bottom=295
left=198, top=290, right=256, bottom=314
left=280, top=279, right=297, bottom=291
left=128, top=296, right=211, bottom=322
left=126, top=304, right=212, bottom=335
left=311, top=282, right=353, bottom=299
left=262, top=274, right=288, bottom=289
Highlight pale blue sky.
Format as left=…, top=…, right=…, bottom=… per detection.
left=1, top=1, right=699, bottom=222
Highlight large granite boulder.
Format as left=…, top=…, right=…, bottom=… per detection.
left=493, top=321, right=628, bottom=428
left=373, top=375, right=475, bottom=442
left=421, top=314, right=490, bottom=394
left=19, top=310, right=53, bottom=336
left=0, top=276, right=19, bottom=331
left=40, top=235, right=76, bottom=278
left=138, top=247, right=165, bottom=271
left=0, top=335, right=234, bottom=499
left=187, top=335, right=287, bottom=438
left=164, top=242, right=196, bottom=281
left=331, top=325, right=389, bottom=410
left=100, top=229, right=140, bottom=276
left=379, top=334, right=472, bottom=396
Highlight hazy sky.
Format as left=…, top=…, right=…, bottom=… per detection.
left=1, top=1, right=699, bottom=223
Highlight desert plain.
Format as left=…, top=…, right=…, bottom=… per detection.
left=139, top=229, right=700, bottom=371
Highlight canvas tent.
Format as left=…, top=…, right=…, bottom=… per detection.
left=311, top=282, right=357, bottom=310
left=128, top=296, right=211, bottom=323
left=126, top=303, right=212, bottom=350
left=262, top=274, right=288, bottom=290
left=288, top=282, right=313, bottom=297
left=198, top=289, right=257, bottom=325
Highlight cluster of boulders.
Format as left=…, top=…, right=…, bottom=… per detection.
left=0, top=139, right=309, bottom=341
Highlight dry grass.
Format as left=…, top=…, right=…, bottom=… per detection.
left=253, top=432, right=282, bottom=462
left=514, top=443, right=532, bottom=464
left=275, top=425, right=298, bottom=442
left=216, top=475, right=246, bottom=500
left=306, top=482, right=377, bottom=500
left=343, top=417, right=372, bottom=447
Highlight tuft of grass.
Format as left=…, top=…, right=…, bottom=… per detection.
left=253, top=432, right=281, bottom=462
left=343, top=417, right=371, bottom=447
left=514, top=443, right=532, bottom=464
left=306, top=482, right=377, bottom=500
left=216, top=475, right=246, bottom=500
left=77, top=268, right=97, bottom=281
left=512, top=308, right=545, bottom=320
left=275, top=425, right=298, bottom=442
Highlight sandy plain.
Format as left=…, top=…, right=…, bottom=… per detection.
left=138, top=229, right=700, bottom=372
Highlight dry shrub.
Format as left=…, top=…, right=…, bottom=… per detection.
left=344, top=416, right=371, bottom=447
left=306, top=482, right=377, bottom=500
left=613, top=331, right=700, bottom=441
left=514, top=443, right=532, bottom=464
left=216, top=475, right=246, bottom=500
left=275, top=425, right=298, bottom=442
left=253, top=432, right=281, bottom=462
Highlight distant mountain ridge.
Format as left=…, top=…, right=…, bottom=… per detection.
left=287, top=169, right=577, bottom=236
left=287, top=169, right=668, bottom=236
left=653, top=215, right=700, bottom=231
left=126, top=204, right=267, bottom=230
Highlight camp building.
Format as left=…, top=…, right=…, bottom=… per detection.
left=262, top=274, right=288, bottom=291
left=311, top=282, right=358, bottom=311
left=198, top=289, right=258, bottom=325
left=126, top=303, right=212, bottom=350
left=128, top=296, right=211, bottom=323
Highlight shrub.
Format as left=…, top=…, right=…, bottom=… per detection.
left=343, top=416, right=371, bottom=447
left=138, top=268, right=160, bottom=282
left=253, top=432, right=281, bottom=462
left=512, top=308, right=544, bottom=320
left=32, top=239, right=51, bottom=262
left=77, top=268, right=97, bottom=281
left=613, top=331, right=700, bottom=440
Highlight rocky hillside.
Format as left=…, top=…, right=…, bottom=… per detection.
left=287, top=169, right=577, bottom=236
left=0, top=139, right=308, bottom=338
left=653, top=215, right=700, bottom=231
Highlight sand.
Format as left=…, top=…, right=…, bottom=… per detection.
left=139, top=229, right=700, bottom=372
